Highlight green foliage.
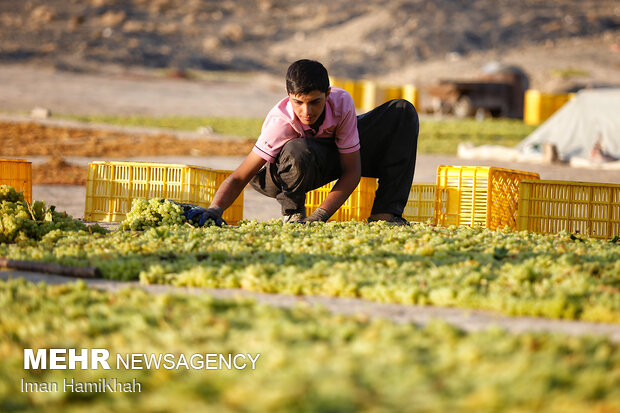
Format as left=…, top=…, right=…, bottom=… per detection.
left=60, top=114, right=263, bottom=139
left=1, top=279, right=618, bottom=412
left=550, top=67, right=590, bottom=79
left=418, top=118, right=536, bottom=154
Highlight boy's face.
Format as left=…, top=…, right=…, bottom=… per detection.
left=288, top=88, right=330, bottom=127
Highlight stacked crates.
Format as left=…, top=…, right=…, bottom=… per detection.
left=307, top=165, right=542, bottom=230
left=434, top=166, right=540, bottom=230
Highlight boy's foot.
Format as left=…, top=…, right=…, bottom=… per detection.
left=282, top=211, right=306, bottom=223
left=367, top=213, right=409, bottom=226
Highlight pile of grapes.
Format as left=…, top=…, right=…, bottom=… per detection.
left=1, top=279, right=618, bottom=412
left=0, top=185, right=107, bottom=243
left=119, top=198, right=185, bottom=231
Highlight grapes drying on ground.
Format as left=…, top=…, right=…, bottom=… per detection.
left=3, top=203, right=619, bottom=322
left=1, top=279, right=618, bottom=413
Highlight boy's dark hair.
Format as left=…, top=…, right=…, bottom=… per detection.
left=286, top=59, right=330, bottom=95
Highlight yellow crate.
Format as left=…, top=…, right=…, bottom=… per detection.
left=518, top=180, right=620, bottom=239
left=84, top=161, right=243, bottom=224
left=305, top=177, right=377, bottom=221
left=435, top=165, right=540, bottom=230
left=0, top=159, right=32, bottom=203
left=403, top=183, right=436, bottom=223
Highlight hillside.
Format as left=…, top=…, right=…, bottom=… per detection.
left=1, top=0, right=620, bottom=90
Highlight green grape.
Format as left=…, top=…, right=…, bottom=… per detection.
left=120, top=198, right=186, bottom=231
left=0, top=185, right=107, bottom=244
left=0, top=185, right=26, bottom=203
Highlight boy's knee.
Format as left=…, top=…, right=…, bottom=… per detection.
left=279, top=139, right=312, bottom=166
left=392, top=99, right=417, bottom=116
left=281, top=137, right=310, bottom=153
left=392, top=99, right=419, bottom=134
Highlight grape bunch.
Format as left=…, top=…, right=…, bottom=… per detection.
left=0, top=185, right=26, bottom=203
left=120, top=198, right=185, bottom=231
left=0, top=185, right=107, bottom=244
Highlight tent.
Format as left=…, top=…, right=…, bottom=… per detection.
left=518, top=89, right=620, bottom=162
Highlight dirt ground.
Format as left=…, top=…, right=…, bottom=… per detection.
left=0, top=64, right=284, bottom=118
left=1, top=120, right=255, bottom=184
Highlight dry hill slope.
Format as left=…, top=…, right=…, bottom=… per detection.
left=1, top=0, right=619, bottom=87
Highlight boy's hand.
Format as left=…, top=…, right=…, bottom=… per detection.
left=181, top=204, right=226, bottom=226
left=199, top=206, right=226, bottom=226
left=302, top=207, right=330, bottom=223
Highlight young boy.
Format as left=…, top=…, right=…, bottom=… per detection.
left=194, top=59, right=419, bottom=225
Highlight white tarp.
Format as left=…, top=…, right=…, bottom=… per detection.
left=518, top=89, right=620, bottom=161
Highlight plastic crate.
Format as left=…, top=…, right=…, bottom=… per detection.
left=84, top=161, right=243, bottom=224
left=0, top=159, right=32, bottom=203
left=305, top=177, right=377, bottom=221
left=403, top=183, right=436, bottom=223
left=434, top=165, right=540, bottom=230
left=518, top=180, right=620, bottom=239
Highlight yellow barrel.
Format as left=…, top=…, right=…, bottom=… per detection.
left=383, top=86, right=403, bottom=102
left=525, top=90, right=573, bottom=125
left=329, top=77, right=346, bottom=90
left=524, top=89, right=542, bottom=125
left=402, top=84, right=419, bottom=108
left=359, top=80, right=377, bottom=112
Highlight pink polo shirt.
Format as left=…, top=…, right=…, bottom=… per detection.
left=252, top=87, right=360, bottom=163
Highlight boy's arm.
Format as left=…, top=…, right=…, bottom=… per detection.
left=210, top=152, right=266, bottom=210
left=310, top=150, right=361, bottom=219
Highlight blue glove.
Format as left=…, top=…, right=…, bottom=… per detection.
left=175, top=202, right=226, bottom=227
left=198, top=206, right=226, bottom=226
